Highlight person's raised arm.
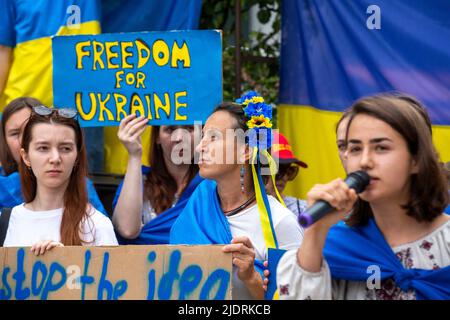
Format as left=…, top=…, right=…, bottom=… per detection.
left=112, top=114, right=148, bottom=239
left=0, top=45, right=12, bottom=95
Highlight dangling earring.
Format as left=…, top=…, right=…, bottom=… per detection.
left=240, top=166, right=245, bottom=193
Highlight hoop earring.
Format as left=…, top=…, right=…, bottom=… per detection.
left=240, top=166, right=245, bottom=194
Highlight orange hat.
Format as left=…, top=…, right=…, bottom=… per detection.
left=271, top=132, right=308, bottom=168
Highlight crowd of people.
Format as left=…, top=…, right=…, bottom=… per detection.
left=0, top=91, right=449, bottom=300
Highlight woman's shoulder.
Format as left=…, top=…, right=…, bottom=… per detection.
left=393, top=216, right=450, bottom=251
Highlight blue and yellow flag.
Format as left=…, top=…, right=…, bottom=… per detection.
left=0, top=0, right=101, bottom=109
left=279, top=0, right=450, bottom=199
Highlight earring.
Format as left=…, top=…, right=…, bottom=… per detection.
left=240, top=166, right=245, bottom=193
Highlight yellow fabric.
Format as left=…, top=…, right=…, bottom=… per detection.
left=104, top=126, right=152, bottom=173
left=271, top=289, right=280, bottom=300
left=0, top=21, right=100, bottom=109
left=278, top=104, right=450, bottom=200
left=251, top=148, right=277, bottom=249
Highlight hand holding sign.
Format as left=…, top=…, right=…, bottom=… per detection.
left=223, top=236, right=264, bottom=299
left=30, top=240, right=64, bottom=256
left=117, top=114, right=148, bottom=156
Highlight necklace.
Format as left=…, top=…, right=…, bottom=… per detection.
left=220, top=193, right=256, bottom=217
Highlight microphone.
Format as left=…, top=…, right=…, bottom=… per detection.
left=298, top=170, right=371, bottom=228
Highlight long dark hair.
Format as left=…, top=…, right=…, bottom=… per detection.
left=144, top=126, right=198, bottom=214
left=0, top=97, right=42, bottom=175
left=345, top=93, right=449, bottom=226
left=19, top=111, right=90, bottom=246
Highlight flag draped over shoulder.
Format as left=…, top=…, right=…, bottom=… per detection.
left=279, top=0, right=450, bottom=199
left=112, top=167, right=204, bottom=245
left=266, top=219, right=450, bottom=300
left=323, top=219, right=450, bottom=300
left=170, top=179, right=265, bottom=275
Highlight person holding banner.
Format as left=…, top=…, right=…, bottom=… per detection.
left=2, top=105, right=117, bottom=251
left=112, top=115, right=202, bottom=244
left=170, top=92, right=303, bottom=300
left=0, top=97, right=106, bottom=214
left=275, top=94, right=450, bottom=300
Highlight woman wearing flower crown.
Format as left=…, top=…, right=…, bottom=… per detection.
left=170, top=92, right=303, bottom=300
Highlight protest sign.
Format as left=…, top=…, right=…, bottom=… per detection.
left=52, top=30, right=222, bottom=127
left=0, top=245, right=232, bottom=300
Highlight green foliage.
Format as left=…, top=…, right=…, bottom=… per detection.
left=200, top=0, right=281, bottom=106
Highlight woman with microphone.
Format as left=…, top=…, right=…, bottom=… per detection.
left=275, top=93, right=450, bottom=300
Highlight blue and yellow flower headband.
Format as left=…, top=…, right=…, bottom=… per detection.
left=235, top=91, right=284, bottom=250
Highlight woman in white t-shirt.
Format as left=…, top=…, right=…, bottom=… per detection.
left=3, top=105, right=118, bottom=253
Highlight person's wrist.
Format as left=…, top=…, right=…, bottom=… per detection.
left=128, top=149, right=142, bottom=158
left=305, top=220, right=332, bottom=238
left=242, top=269, right=261, bottom=287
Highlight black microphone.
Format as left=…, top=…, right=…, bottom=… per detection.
left=298, top=170, right=371, bottom=228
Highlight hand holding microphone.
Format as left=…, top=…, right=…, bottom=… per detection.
left=298, top=171, right=371, bottom=228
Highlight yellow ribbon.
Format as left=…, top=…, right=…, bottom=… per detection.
left=262, top=149, right=286, bottom=208
left=251, top=148, right=277, bottom=249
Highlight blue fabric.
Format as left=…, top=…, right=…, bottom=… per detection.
left=323, top=218, right=450, bottom=300
left=280, top=0, right=450, bottom=125
left=0, top=171, right=23, bottom=208
left=0, top=169, right=107, bottom=215
left=113, top=166, right=203, bottom=245
left=100, top=0, right=202, bottom=33
left=445, top=205, right=450, bottom=215
left=0, top=0, right=15, bottom=46
left=0, top=0, right=101, bottom=47
left=170, top=179, right=265, bottom=275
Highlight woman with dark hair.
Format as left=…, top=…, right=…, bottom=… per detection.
left=170, top=92, right=303, bottom=300
left=0, top=97, right=106, bottom=214
left=276, top=93, right=450, bottom=300
left=2, top=105, right=117, bottom=251
left=112, top=114, right=202, bottom=244
left=1, top=97, right=42, bottom=176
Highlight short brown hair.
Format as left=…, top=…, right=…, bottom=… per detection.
left=345, top=93, right=449, bottom=226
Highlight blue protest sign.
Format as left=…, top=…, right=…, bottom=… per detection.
left=52, top=30, right=222, bottom=127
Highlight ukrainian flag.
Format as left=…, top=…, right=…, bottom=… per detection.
left=0, top=0, right=101, bottom=109
left=279, top=0, right=450, bottom=199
